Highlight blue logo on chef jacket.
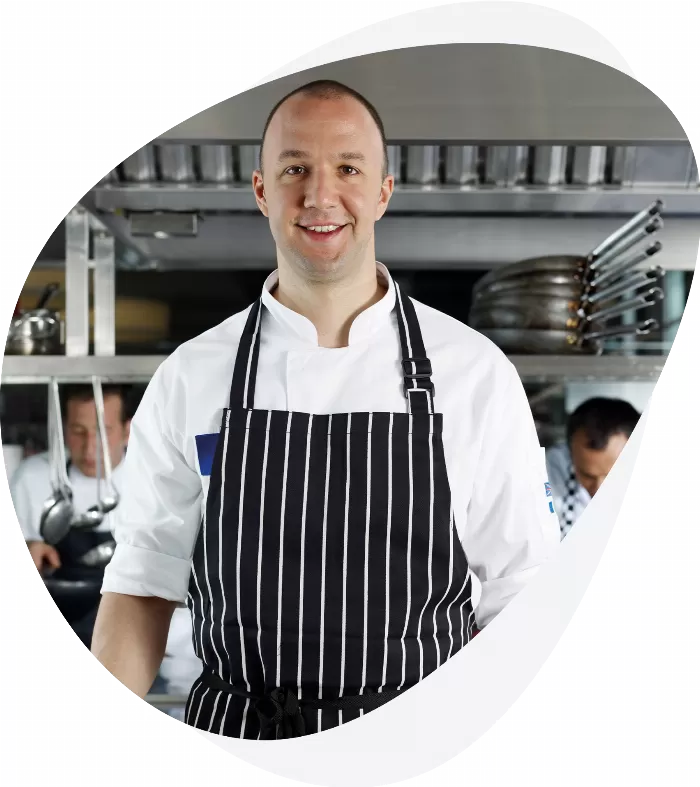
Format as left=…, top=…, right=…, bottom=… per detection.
left=545, top=481, right=555, bottom=514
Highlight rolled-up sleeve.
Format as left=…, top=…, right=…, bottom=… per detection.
left=465, top=361, right=560, bottom=628
left=101, top=355, right=203, bottom=603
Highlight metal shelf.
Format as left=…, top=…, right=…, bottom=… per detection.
left=90, top=184, right=700, bottom=216
left=1, top=355, right=166, bottom=384
left=510, top=355, right=666, bottom=383
left=1, top=354, right=666, bottom=385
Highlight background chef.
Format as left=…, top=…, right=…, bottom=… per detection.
left=546, top=396, right=641, bottom=537
left=10, top=383, right=199, bottom=703
left=93, top=79, right=560, bottom=739
left=11, top=384, right=131, bottom=576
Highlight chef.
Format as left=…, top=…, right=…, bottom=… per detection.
left=10, top=383, right=131, bottom=647
left=94, top=79, right=560, bottom=740
left=10, top=382, right=199, bottom=698
left=546, top=397, right=640, bottom=538
left=11, top=383, right=131, bottom=575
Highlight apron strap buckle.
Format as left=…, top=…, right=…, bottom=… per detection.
left=402, top=357, right=435, bottom=400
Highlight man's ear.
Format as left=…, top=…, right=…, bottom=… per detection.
left=253, top=170, right=269, bottom=217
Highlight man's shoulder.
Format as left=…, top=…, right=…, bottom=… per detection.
left=154, top=305, right=254, bottom=384
left=410, top=296, right=515, bottom=377
left=11, top=452, right=50, bottom=486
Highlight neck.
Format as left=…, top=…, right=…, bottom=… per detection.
left=273, top=259, right=387, bottom=348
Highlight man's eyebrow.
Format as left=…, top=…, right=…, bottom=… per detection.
left=276, top=150, right=367, bottom=163
left=277, top=149, right=310, bottom=161
left=338, top=151, right=366, bottom=162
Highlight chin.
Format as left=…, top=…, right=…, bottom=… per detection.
left=292, top=253, right=347, bottom=281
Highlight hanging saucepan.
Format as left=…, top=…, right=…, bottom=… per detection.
left=472, top=202, right=663, bottom=295
left=479, top=318, right=659, bottom=355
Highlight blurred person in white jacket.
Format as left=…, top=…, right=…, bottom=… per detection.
left=10, top=383, right=200, bottom=704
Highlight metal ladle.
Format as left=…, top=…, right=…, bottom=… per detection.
left=92, top=376, right=120, bottom=513
left=39, top=379, right=75, bottom=545
left=71, top=377, right=120, bottom=527
left=71, top=412, right=104, bottom=530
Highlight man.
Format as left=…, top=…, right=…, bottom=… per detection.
left=11, top=384, right=131, bottom=574
left=10, top=384, right=131, bottom=647
left=94, top=79, right=560, bottom=740
left=546, top=397, right=641, bottom=538
left=10, top=383, right=198, bottom=698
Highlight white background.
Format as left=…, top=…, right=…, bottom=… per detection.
left=1, top=2, right=698, bottom=785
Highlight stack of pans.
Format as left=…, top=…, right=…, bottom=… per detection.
left=468, top=201, right=665, bottom=354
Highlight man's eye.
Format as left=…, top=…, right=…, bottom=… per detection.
left=341, top=166, right=359, bottom=175
left=284, top=166, right=305, bottom=175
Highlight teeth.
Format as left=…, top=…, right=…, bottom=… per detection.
left=305, top=225, right=340, bottom=233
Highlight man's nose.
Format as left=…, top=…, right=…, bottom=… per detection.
left=304, top=169, right=339, bottom=210
left=84, top=433, right=98, bottom=459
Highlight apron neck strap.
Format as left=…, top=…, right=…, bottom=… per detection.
left=394, top=283, right=435, bottom=414
left=229, top=299, right=263, bottom=410
left=228, top=281, right=436, bottom=414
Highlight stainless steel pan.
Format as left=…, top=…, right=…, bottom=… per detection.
left=472, top=201, right=663, bottom=295
left=469, top=284, right=664, bottom=332
left=473, top=266, right=664, bottom=310
left=479, top=318, right=659, bottom=355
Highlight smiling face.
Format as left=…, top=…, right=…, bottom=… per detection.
left=253, top=92, right=394, bottom=283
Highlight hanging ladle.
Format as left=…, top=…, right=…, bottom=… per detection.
left=92, top=376, right=120, bottom=513
left=71, top=376, right=120, bottom=527
left=39, top=379, right=75, bottom=545
left=71, top=399, right=104, bottom=529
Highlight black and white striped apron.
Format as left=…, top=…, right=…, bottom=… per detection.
left=184, top=285, right=476, bottom=739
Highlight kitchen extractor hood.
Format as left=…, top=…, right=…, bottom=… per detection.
left=157, top=44, right=687, bottom=145
left=75, top=44, right=699, bottom=272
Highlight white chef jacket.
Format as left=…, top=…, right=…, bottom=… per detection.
left=546, top=443, right=591, bottom=537
left=102, top=264, right=560, bottom=629
left=10, top=452, right=126, bottom=542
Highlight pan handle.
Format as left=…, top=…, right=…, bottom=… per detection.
left=591, top=242, right=663, bottom=289
left=586, top=200, right=663, bottom=263
left=588, top=217, right=663, bottom=273
left=36, top=283, right=61, bottom=310
left=584, top=286, right=664, bottom=323
left=584, top=267, right=665, bottom=305
left=585, top=318, right=659, bottom=342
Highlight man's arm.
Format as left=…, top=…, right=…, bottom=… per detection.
left=96, top=357, right=203, bottom=693
left=464, top=360, right=560, bottom=628
left=92, top=593, right=177, bottom=697
left=9, top=459, right=63, bottom=572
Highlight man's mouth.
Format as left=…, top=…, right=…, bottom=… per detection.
left=297, top=223, right=347, bottom=241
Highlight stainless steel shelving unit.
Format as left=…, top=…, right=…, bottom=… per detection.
left=91, top=184, right=700, bottom=216
left=0, top=354, right=667, bottom=385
